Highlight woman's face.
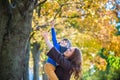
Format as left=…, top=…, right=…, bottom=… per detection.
left=64, top=47, right=75, bottom=58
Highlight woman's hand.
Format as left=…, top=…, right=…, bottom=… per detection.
left=42, top=31, right=53, bottom=49
left=42, top=31, right=49, bottom=41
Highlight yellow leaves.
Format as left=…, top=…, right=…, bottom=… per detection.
left=95, top=56, right=107, bottom=71
left=111, top=36, right=120, bottom=44
left=41, top=1, right=59, bottom=17
left=82, top=0, right=101, bottom=12
left=65, top=10, right=79, bottom=18
left=105, top=36, right=120, bottom=56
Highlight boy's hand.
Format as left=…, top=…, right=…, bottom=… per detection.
left=50, top=20, right=55, bottom=28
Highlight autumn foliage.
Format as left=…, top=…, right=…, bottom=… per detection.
left=31, top=0, right=120, bottom=80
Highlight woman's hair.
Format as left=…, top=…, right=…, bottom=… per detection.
left=68, top=48, right=82, bottom=80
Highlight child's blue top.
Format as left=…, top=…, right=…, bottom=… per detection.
left=46, top=28, right=61, bottom=66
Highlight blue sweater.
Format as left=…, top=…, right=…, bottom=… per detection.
left=46, top=28, right=61, bottom=66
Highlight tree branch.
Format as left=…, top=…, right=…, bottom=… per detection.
left=53, top=4, right=64, bottom=19
left=34, top=0, right=47, bottom=8
left=30, top=1, right=83, bottom=39
left=53, top=2, right=82, bottom=19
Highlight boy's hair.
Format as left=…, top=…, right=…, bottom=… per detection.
left=62, top=38, right=71, bottom=48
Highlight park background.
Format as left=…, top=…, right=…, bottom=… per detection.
left=0, top=0, right=120, bottom=80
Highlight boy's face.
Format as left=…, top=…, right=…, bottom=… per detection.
left=59, top=40, right=68, bottom=47
left=64, top=47, right=75, bottom=58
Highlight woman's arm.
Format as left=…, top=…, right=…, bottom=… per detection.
left=47, top=47, right=72, bottom=70
left=42, top=32, right=53, bottom=49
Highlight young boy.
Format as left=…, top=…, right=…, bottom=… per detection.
left=44, top=20, right=71, bottom=80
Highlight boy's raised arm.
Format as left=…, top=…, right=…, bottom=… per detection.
left=50, top=20, right=59, bottom=47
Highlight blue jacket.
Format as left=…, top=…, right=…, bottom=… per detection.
left=46, top=28, right=61, bottom=66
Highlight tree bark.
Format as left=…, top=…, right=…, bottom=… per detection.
left=31, top=42, right=40, bottom=80
left=23, top=41, right=30, bottom=80
left=42, top=61, right=48, bottom=80
left=0, top=0, right=34, bottom=80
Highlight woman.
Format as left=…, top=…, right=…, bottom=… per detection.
left=44, top=20, right=71, bottom=80
left=42, top=32, right=82, bottom=80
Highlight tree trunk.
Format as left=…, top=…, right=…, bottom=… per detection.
left=23, top=41, right=30, bottom=80
left=42, top=61, right=48, bottom=80
left=0, top=0, right=34, bottom=80
left=31, top=42, right=40, bottom=80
